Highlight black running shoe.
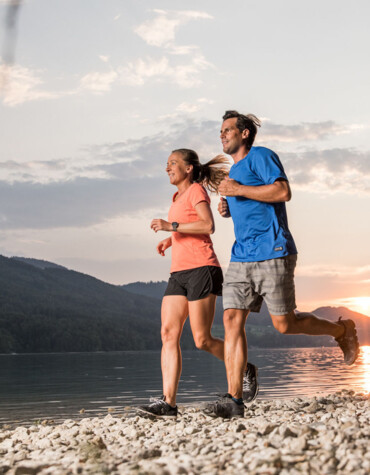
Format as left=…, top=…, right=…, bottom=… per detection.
left=137, top=396, right=178, bottom=418
left=335, top=317, right=360, bottom=365
left=204, top=393, right=244, bottom=419
left=243, top=362, right=259, bottom=403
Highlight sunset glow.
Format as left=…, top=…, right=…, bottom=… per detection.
left=333, top=297, right=370, bottom=317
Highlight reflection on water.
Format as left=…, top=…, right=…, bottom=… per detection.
left=0, top=347, right=369, bottom=425
left=361, top=345, right=370, bottom=393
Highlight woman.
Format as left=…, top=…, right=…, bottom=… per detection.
left=138, top=149, right=257, bottom=418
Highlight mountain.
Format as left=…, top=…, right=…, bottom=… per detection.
left=122, top=281, right=168, bottom=300
left=12, top=257, right=66, bottom=270
left=0, top=256, right=194, bottom=353
left=122, top=281, right=370, bottom=346
left=1, top=256, right=368, bottom=354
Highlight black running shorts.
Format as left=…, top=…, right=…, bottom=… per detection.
left=164, top=266, right=223, bottom=301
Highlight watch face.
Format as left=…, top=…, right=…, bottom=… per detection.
left=172, top=222, right=179, bottom=231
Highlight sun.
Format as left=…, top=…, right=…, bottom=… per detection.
left=351, top=297, right=370, bottom=316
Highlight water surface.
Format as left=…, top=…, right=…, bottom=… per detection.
left=0, top=347, right=369, bottom=425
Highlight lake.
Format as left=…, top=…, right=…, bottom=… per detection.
left=0, top=346, right=369, bottom=425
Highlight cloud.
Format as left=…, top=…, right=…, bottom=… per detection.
left=1, top=118, right=368, bottom=187
left=0, top=9, right=214, bottom=106
left=120, top=9, right=214, bottom=88
left=283, top=148, right=370, bottom=194
left=1, top=118, right=369, bottom=231
left=99, top=55, right=109, bottom=63
left=260, top=120, right=350, bottom=143
left=176, top=98, right=214, bottom=114
left=0, top=157, right=111, bottom=184
left=0, top=63, right=60, bottom=106
left=118, top=52, right=213, bottom=88
left=134, top=9, right=213, bottom=49
left=0, top=175, right=170, bottom=230
left=79, top=70, right=118, bottom=93
left=296, top=264, right=370, bottom=280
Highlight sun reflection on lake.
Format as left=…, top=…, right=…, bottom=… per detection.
left=360, top=345, right=370, bottom=393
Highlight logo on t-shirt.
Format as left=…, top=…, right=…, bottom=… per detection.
left=274, top=246, right=283, bottom=251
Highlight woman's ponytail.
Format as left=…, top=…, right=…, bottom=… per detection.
left=172, top=149, right=229, bottom=193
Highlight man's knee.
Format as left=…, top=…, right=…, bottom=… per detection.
left=271, top=312, right=296, bottom=334
left=223, top=308, right=246, bottom=331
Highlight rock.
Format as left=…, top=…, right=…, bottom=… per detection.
left=259, top=423, right=278, bottom=435
left=14, top=465, right=49, bottom=475
left=184, top=426, right=199, bottom=435
left=92, top=436, right=107, bottom=450
left=280, top=426, right=297, bottom=438
left=289, top=436, right=308, bottom=452
left=305, top=402, right=320, bottom=413
left=0, top=393, right=367, bottom=474
left=235, top=423, right=246, bottom=432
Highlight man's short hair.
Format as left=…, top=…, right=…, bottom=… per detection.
left=223, top=110, right=261, bottom=149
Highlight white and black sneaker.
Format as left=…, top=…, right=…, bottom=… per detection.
left=243, top=362, right=259, bottom=403
left=137, top=396, right=178, bottom=418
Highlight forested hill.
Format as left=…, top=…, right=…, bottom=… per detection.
left=1, top=256, right=369, bottom=354
left=0, top=255, right=167, bottom=353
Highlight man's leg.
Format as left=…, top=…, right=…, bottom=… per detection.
left=223, top=308, right=249, bottom=399
left=203, top=308, right=249, bottom=418
left=270, top=310, right=344, bottom=338
left=270, top=310, right=359, bottom=365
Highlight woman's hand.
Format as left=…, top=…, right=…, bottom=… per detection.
left=157, top=237, right=172, bottom=256
left=151, top=219, right=172, bottom=233
left=218, top=197, right=231, bottom=218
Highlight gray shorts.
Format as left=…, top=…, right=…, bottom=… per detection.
left=223, top=255, right=297, bottom=316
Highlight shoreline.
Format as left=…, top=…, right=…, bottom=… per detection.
left=1, top=390, right=369, bottom=474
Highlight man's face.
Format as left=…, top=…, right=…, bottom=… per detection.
left=220, top=118, right=248, bottom=155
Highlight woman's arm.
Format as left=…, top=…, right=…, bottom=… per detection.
left=150, top=201, right=215, bottom=235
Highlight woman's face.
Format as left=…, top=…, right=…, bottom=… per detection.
left=166, top=152, right=191, bottom=186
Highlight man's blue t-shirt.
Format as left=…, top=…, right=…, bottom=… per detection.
left=226, top=146, right=297, bottom=262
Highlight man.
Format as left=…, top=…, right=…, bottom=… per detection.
left=206, top=110, right=359, bottom=418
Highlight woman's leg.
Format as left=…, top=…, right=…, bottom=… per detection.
left=161, top=295, right=189, bottom=407
left=188, top=294, right=224, bottom=361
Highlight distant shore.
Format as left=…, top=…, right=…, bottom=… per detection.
left=0, top=390, right=368, bottom=474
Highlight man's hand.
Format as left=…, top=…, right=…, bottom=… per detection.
left=157, top=237, right=172, bottom=256
left=150, top=219, right=172, bottom=233
left=218, top=197, right=231, bottom=218
left=218, top=177, right=241, bottom=197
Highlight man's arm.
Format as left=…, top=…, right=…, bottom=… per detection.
left=218, top=177, right=291, bottom=203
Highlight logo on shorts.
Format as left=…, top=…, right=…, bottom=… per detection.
left=274, top=246, right=283, bottom=251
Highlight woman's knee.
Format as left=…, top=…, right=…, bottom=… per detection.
left=161, top=326, right=181, bottom=345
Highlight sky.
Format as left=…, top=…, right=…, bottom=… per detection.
left=0, top=0, right=369, bottom=315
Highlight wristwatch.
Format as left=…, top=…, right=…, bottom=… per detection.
left=172, top=222, right=179, bottom=232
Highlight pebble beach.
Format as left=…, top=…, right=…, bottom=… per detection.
left=0, top=390, right=369, bottom=475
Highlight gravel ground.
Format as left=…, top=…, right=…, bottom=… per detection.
left=0, top=390, right=369, bottom=475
